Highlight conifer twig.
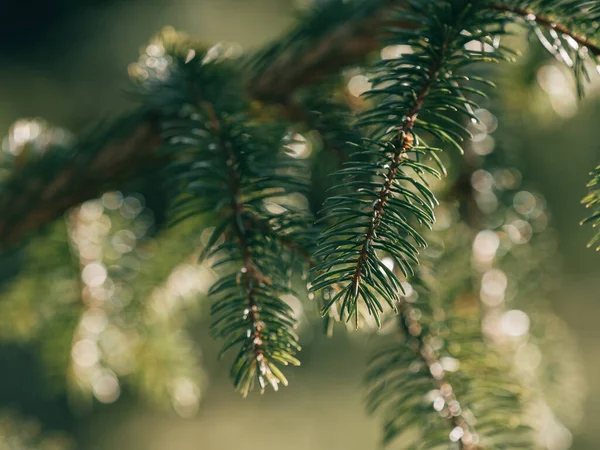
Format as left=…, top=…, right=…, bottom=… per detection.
left=205, top=104, right=269, bottom=374
left=491, top=3, right=600, bottom=56
left=348, top=78, right=435, bottom=319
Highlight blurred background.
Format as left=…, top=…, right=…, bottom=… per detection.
left=0, top=0, right=598, bottom=448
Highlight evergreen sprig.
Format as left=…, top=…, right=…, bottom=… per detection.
left=198, top=111, right=307, bottom=395
left=494, top=0, right=600, bottom=96
left=130, top=31, right=313, bottom=395
left=312, top=0, right=512, bottom=326
left=168, top=107, right=307, bottom=395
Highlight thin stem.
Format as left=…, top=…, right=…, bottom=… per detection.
left=349, top=107, right=423, bottom=298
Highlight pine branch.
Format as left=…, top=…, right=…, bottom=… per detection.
left=126, top=30, right=313, bottom=395
left=205, top=104, right=285, bottom=395
left=292, top=85, right=383, bottom=332
left=0, top=1, right=588, bottom=436
left=312, top=0, right=512, bottom=326
left=1, top=0, right=599, bottom=254
left=0, top=28, right=315, bottom=395
left=0, top=0, right=396, bottom=251
left=216, top=107, right=307, bottom=392
left=492, top=3, right=600, bottom=57
left=173, top=102, right=306, bottom=394
left=345, top=79, right=435, bottom=321
left=395, top=300, right=480, bottom=449
left=0, top=0, right=390, bottom=252
left=493, top=1, right=600, bottom=96
left=4, top=0, right=599, bottom=252
left=0, top=0, right=398, bottom=254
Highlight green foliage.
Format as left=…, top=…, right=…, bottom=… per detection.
left=130, top=30, right=314, bottom=395
left=0, top=0, right=597, bottom=448
left=582, top=165, right=600, bottom=250
left=312, top=0, right=513, bottom=327
left=0, top=412, right=74, bottom=450
left=0, top=197, right=208, bottom=412
left=367, top=224, right=530, bottom=448
left=496, top=0, right=600, bottom=96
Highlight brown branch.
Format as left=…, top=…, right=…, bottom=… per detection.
left=492, top=3, right=600, bottom=56
left=248, top=0, right=407, bottom=103
left=252, top=1, right=600, bottom=103
left=250, top=23, right=382, bottom=103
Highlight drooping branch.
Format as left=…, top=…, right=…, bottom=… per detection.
left=348, top=75, right=437, bottom=320
left=205, top=103, right=270, bottom=387
left=0, top=1, right=402, bottom=252
left=492, top=3, right=600, bottom=56
left=311, top=0, right=512, bottom=326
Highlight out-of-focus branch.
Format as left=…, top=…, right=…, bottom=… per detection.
left=492, top=3, right=600, bottom=56
left=249, top=20, right=383, bottom=103
left=0, top=119, right=162, bottom=249
left=248, top=0, right=408, bottom=103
